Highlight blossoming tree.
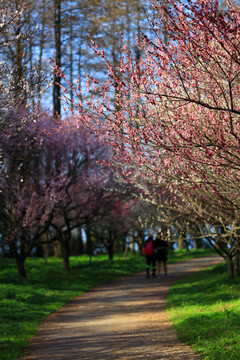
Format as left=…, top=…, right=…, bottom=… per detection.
left=60, top=0, right=240, bottom=277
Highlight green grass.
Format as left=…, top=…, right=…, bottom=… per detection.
left=166, top=262, right=240, bottom=360
left=0, top=253, right=146, bottom=360
left=168, top=248, right=216, bottom=263
left=0, top=249, right=215, bottom=360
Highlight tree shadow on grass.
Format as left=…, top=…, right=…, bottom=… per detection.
left=167, top=263, right=240, bottom=308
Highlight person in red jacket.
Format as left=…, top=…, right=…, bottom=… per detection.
left=143, top=236, right=156, bottom=278
left=154, top=232, right=169, bottom=278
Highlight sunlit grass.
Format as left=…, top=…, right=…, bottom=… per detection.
left=168, top=248, right=215, bottom=263
left=167, top=263, right=240, bottom=360
left=0, top=249, right=216, bottom=360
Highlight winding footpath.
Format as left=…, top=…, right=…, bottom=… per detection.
left=18, top=256, right=223, bottom=360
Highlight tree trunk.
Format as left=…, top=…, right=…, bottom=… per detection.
left=37, top=0, right=46, bottom=102
left=130, top=230, right=135, bottom=254
left=193, top=239, right=198, bottom=250
left=16, top=257, right=26, bottom=277
left=62, top=255, right=70, bottom=271
left=77, top=41, right=83, bottom=103
left=69, top=9, right=74, bottom=111
left=108, top=243, right=114, bottom=260
left=42, top=243, right=48, bottom=264
left=137, top=229, right=145, bottom=255
left=85, top=225, right=92, bottom=256
left=107, top=229, right=114, bottom=260
left=124, top=243, right=129, bottom=257
left=42, top=233, right=48, bottom=264
left=26, top=7, right=35, bottom=108
left=54, top=239, right=62, bottom=257
left=226, top=256, right=234, bottom=279
left=77, top=227, right=84, bottom=254
left=61, top=236, right=70, bottom=271
left=53, top=0, right=61, bottom=117
left=178, top=233, right=184, bottom=250
left=184, top=239, right=189, bottom=252
left=14, top=24, right=25, bottom=104
left=234, top=251, right=240, bottom=277
left=168, top=241, right=174, bottom=256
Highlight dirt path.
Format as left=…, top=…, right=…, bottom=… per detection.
left=19, top=256, right=223, bottom=360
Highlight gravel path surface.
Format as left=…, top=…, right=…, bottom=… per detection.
left=18, top=256, right=223, bottom=360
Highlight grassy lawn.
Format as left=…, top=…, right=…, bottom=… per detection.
left=0, top=249, right=215, bottom=360
left=166, top=262, right=240, bottom=360
left=168, top=248, right=216, bottom=262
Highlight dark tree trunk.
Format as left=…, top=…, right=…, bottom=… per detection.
left=193, top=238, right=199, bottom=250
left=53, top=0, right=61, bottom=117
left=85, top=225, right=92, bottom=256
left=178, top=233, right=184, bottom=250
left=108, top=243, right=114, bottom=261
left=124, top=243, right=129, bottom=257
left=37, top=0, right=46, bottom=102
left=130, top=230, right=135, bottom=254
left=78, top=228, right=84, bottom=254
left=10, top=240, right=27, bottom=277
left=137, top=229, right=145, bottom=255
left=226, top=256, right=234, bottom=279
left=16, top=257, right=26, bottom=277
left=107, top=230, right=115, bottom=260
left=14, top=25, right=25, bottom=104
left=234, top=251, right=240, bottom=277
left=61, top=236, right=70, bottom=271
left=63, top=255, right=70, bottom=271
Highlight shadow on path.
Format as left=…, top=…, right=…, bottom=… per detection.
left=18, top=256, right=223, bottom=360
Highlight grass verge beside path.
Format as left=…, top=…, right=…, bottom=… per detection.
left=0, top=249, right=214, bottom=360
left=167, top=262, right=240, bottom=360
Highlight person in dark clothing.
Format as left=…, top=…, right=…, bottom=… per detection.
left=154, top=232, right=169, bottom=278
left=143, top=236, right=156, bottom=278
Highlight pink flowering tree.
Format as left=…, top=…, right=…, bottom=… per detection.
left=0, top=1, right=64, bottom=277
left=0, top=105, right=140, bottom=275
left=47, top=123, right=116, bottom=270
left=85, top=191, right=138, bottom=261
left=59, top=0, right=240, bottom=277
left=0, top=109, right=70, bottom=276
left=0, top=174, right=68, bottom=277
left=48, top=119, right=139, bottom=268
